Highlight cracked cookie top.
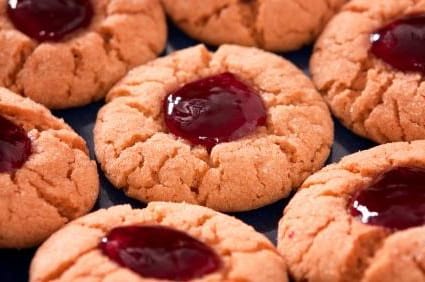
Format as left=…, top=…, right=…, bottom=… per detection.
left=30, top=203, right=288, bottom=282
left=162, top=0, right=347, bottom=52
left=0, top=87, right=99, bottom=248
left=0, top=0, right=167, bottom=109
left=93, top=44, right=334, bottom=212
left=278, top=140, right=425, bottom=282
left=311, top=0, right=425, bottom=144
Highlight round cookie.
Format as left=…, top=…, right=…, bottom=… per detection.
left=30, top=202, right=288, bottom=282
left=311, top=0, right=425, bottom=144
left=94, top=44, right=334, bottom=212
left=278, top=140, right=425, bottom=282
left=162, top=0, right=347, bottom=52
left=0, top=0, right=167, bottom=109
left=0, top=87, right=99, bottom=248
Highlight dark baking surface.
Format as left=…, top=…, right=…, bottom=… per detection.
left=0, top=22, right=375, bottom=282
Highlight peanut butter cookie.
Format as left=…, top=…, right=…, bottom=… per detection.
left=30, top=203, right=288, bottom=282
left=94, top=44, right=333, bottom=212
left=311, top=0, right=425, bottom=143
left=0, top=87, right=99, bottom=248
left=0, top=0, right=166, bottom=109
left=278, top=140, right=425, bottom=282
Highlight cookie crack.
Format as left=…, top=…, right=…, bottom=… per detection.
left=39, top=248, right=98, bottom=282
left=118, top=131, right=159, bottom=156
left=66, top=156, right=83, bottom=197
left=105, top=0, right=161, bottom=25
left=252, top=159, right=267, bottom=199
left=259, top=86, right=324, bottom=108
left=302, top=141, right=331, bottom=177
left=71, top=267, right=120, bottom=282
left=302, top=167, right=364, bottom=191
left=5, top=42, right=37, bottom=91
left=124, top=99, right=164, bottom=122
left=184, top=161, right=210, bottom=202
left=124, top=144, right=179, bottom=194
left=29, top=181, right=69, bottom=220
left=68, top=42, right=107, bottom=102
left=392, top=97, right=406, bottom=140
left=199, top=164, right=225, bottom=207
left=412, top=256, right=425, bottom=278
left=52, top=132, right=89, bottom=158
left=69, top=46, right=84, bottom=98
left=269, top=129, right=330, bottom=183
left=176, top=3, right=232, bottom=28
left=75, top=212, right=127, bottom=234
left=98, top=29, right=127, bottom=65
left=237, top=0, right=264, bottom=47
left=350, top=68, right=395, bottom=128
left=147, top=146, right=179, bottom=189
left=343, top=216, right=388, bottom=282
left=292, top=216, right=336, bottom=278
left=98, top=114, right=159, bottom=160
left=25, top=167, right=75, bottom=220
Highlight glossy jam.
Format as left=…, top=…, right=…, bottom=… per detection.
left=350, top=167, right=425, bottom=230
left=370, top=14, right=425, bottom=73
left=0, top=115, right=31, bottom=173
left=99, top=226, right=222, bottom=281
left=7, top=0, right=93, bottom=42
left=163, top=72, right=267, bottom=150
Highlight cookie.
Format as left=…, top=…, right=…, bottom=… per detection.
left=162, top=0, right=346, bottom=52
left=278, top=140, right=425, bottom=282
left=30, top=202, right=288, bottom=282
left=0, top=87, right=99, bottom=248
left=311, top=0, right=425, bottom=144
left=94, top=44, right=334, bottom=212
left=0, top=0, right=167, bottom=109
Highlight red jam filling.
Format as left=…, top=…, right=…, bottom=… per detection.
left=350, top=167, right=425, bottom=230
left=99, top=225, right=222, bottom=281
left=7, top=0, right=93, bottom=42
left=163, top=72, right=267, bottom=150
left=0, top=115, right=31, bottom=173
left=370, top=14, right=425, bottom=73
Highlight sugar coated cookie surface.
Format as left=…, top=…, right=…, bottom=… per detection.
left=311, top=0, right=425, bottom=143
left=0, top=87, right=99, bottom=248
left=94, top=44, right=334, bottom=212
left=162, top=0, right=346, bottom=52
left=30, top=202, right=288, bottom=282
left=0, top=0, right=167, bottom=109
left=278, top=140, right=425, bottom=282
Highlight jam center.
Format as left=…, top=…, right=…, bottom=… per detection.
left=163, top=72, right=267, bottom=150
left=7, top=0, right=93, bottom=42
left=99, top=225, right=222, bottom=281
left=370, top=14, right=425, bottom=73
left=0, top=115, right=31, bottom=173
left=350, top=167, right=425, bottom=230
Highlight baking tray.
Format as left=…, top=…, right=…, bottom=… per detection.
left=0, top=22, right=376, bottom=282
